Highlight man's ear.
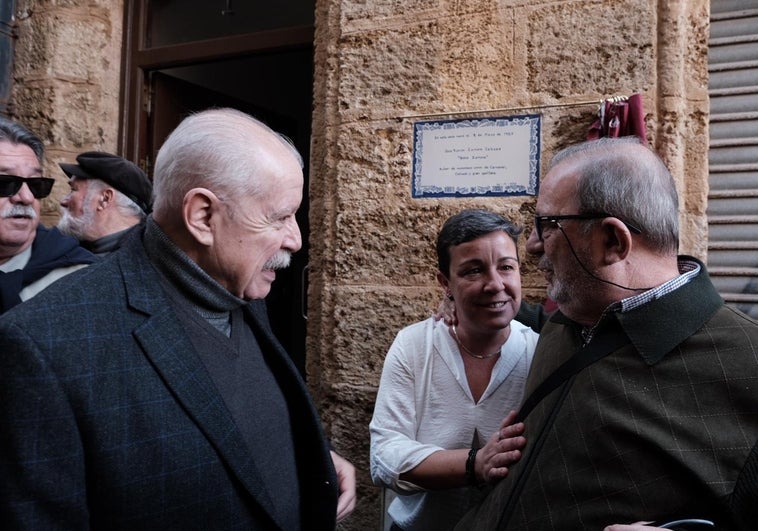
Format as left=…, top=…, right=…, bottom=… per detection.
left=183, top=188, right=218, bottom=246
left=98, top=188, right=115, bottom=210
left=599, top=217, right=632, bottom=264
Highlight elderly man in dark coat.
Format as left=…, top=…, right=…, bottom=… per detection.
left=0, top=108, right=355, bottom=530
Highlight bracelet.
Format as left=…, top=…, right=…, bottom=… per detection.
left=465, top=447, right=479, bottom=486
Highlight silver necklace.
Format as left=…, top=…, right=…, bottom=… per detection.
left=451, top=324, right=502, bottom=359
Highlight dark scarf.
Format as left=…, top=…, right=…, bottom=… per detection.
left=142, top=217, right=244, bottom=336
left=82, top=225, right=139, bottom=256
left=0, top=225, right=98, bottom=314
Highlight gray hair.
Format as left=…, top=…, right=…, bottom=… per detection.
left=151, top=108, right=303, bottom=216
left=436, top=209, right=523, bottom=277
left=86, top=178, right=146, bottom=221
left=550, top=137, right=679, bottom=254
left=0, top=117, right=44, bottom=163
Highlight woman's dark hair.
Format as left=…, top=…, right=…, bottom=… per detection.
left=436, top=209, right=522, bottom=277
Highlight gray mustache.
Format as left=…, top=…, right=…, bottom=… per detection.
left=1, top=204, right=37, bottom=219
left=264, top=251, right=291, bottom=270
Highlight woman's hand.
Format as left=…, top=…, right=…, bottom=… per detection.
left=476, top=410, right=526, bottom=483
left=433, top=296, right=457, bottom=326
left=330, top=451, right=356, bottom=522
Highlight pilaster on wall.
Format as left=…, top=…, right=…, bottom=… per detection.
left=309, top=1, right=709, bottom=529
left=11, top=0, right=123, bottom=226
left=654, top=0, right=711, bottom=258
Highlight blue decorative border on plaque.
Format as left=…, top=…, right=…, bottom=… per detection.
left=411, top=114, right=541, bottom=198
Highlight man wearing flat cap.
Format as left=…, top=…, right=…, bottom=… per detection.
left=58, top=151, right=152, bottom=255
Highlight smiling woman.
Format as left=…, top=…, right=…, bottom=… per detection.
left=369, top=209, right=539, bottom=531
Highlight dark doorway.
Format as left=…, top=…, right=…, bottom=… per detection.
left=120, top=2, right=314, bottom=375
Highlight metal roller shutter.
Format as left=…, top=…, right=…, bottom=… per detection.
left=708, top=0, right=758, bottom=317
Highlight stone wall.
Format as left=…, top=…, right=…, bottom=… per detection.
left=11, top=0, right=123, bottom=227
left=9, top=0, right=709, bottom=529
left=310, top=0, right=710, bottom=529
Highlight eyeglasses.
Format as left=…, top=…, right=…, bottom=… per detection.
left=534, top=213, right=642, bottom=241
left=0, top=175, right=55, bottom=199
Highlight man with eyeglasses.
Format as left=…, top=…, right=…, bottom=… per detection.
left=456, top=137, right=758, bottom=530
left=0, top=117, right=96, bottom=313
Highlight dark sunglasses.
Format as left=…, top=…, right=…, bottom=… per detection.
left=0, top=175, right=55, bottom=199
left=534, top=213, right=642, bottom=241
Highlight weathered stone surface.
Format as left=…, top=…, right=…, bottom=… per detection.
left=341, top=0, right=441, bottom=24
left=12, top=1, right=123, bottom=191
left=338, top=12, right=515, bottom=122
left=327, top=286, right=438, bottom=382
left=319, top=380, right=383, bottom=531
left=11, top=1, right=123, bottom=219
left=10, top=1, right=710, bottom=529
left=526, top=0, right=655, bottom=98
left=311, top=2, right=709, bottom=529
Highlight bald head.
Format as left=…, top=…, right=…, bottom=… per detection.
left=549, top=137, right=679, bottom=255
left=151, top=108, right=303, bottom=218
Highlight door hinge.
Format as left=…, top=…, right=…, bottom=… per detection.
left=142, top=78, right=153, bottom=118
left=140, top=155, right=152, bottom=177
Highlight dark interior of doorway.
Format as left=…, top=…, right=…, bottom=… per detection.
left=149, top=49, right=314, bottom=376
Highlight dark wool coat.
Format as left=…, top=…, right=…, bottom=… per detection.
left=0, top=229, right=338, bottom=530
left=0, top=225, right=97, bottom=313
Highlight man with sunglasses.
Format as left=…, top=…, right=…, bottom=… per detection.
left=0, top=117, right=96, bottom=313
left=455, top=137, right=758, bottom=530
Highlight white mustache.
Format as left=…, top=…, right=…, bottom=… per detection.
left=263, top=251, right=292, bottom=270
left=1, top=204, right=37, bottom=220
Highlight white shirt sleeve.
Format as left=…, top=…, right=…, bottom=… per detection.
left=369, top=321, right=445, bottom=492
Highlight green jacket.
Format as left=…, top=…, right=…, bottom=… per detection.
left=458, top=257, right=758, bottom=530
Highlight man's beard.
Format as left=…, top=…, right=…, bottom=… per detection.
left=57, top=205, right=96, bottom=241
left=542, top=252, right=596, bottom=307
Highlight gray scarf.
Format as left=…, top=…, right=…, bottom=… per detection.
left=143, top=216, right=244, bottom=336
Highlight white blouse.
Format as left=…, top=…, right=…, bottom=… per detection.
left=369, top=317, right=538, bottom=531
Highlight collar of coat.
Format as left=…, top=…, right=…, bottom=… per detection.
left=549, top=256, right=723, bottom=365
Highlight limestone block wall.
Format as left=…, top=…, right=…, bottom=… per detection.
left=10, top=0, right=123, bottom=227
left=8, top=0, right=710, bottom=529
left=310, top=0, right=709, bottom=529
